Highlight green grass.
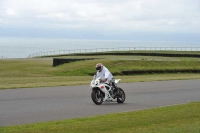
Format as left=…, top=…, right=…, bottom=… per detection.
left=1, top=58, right=200, bottom=89
left=1, top=74, right=200, bottom=89
left=1, top=58, right=200, bottom=77
left=1, top=102, right=200, bottom=133
left=53, top=54, right=200, bottom=61
left=56, top=59, right=200, bottom=76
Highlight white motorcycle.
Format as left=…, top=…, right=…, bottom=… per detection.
left=90, top=75, right=126, bottom=105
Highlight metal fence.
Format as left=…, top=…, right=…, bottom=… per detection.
left=0, top=56, right=7, bottom=59
left=27, top=47, right=200, bottom=58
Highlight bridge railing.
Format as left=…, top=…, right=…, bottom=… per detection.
left=27, top=47, right=200, bottom=58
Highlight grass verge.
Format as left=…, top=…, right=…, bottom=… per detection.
left=1, top=102, right=200, bottom=133
left=1, top=74, right=200, bottom=89
left=0, top=58, right=200, bottom=89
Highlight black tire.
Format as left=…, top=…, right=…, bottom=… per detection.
left=116, top=87, right=126, bottom=103
left=91, top=89, right=103, bottom=105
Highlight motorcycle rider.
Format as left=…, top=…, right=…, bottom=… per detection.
left=95, top=63, right=114, bottom=101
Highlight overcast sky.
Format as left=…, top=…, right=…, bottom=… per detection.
left=0, top=0, right=200, bottom=41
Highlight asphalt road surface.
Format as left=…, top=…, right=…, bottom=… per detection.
left=1, top=79, right=200, bottom=126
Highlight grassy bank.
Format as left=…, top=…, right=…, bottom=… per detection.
left=1, top=74, right=200, bottom=89
left=57, top=55, right=200, bottom=61
left=1, top=59, right=200, bottom=76
left=1, top=102, right=200, bottom=133
left=0, top=58, right=200, bottom=89
left=51, top=59, right=200, bottom=76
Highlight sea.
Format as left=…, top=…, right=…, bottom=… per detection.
left=0, top=37, right=200, bottom=58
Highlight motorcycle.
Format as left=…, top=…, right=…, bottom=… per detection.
left=90, top=75, right=126, bottom=105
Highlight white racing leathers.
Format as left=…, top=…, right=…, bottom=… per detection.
left=96, top=66, right=113, bottom=101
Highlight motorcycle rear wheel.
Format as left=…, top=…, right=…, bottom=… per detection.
left=116, top=87, right=126, bottom=103
left=91, top=89, right=104, bottom=105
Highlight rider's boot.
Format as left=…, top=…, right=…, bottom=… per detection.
left=101, top=88, right=113, bottom=101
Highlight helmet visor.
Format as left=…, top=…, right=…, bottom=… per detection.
left=96, top=66, right=101, bottom=71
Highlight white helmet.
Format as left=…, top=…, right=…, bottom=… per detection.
left=95, top=63, right=103, bottom=72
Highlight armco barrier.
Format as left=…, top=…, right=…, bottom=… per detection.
left=121, top=69, right=200, bottom=75
left=53, top=58, right=96, bottom=67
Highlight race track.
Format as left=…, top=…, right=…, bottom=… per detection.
left=0, top=79, right=200, bottom=126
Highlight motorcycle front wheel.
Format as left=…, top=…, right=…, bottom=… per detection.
left=91, top=89, right=104, bottom=105
left=116, top=87, right=126, bottom=103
